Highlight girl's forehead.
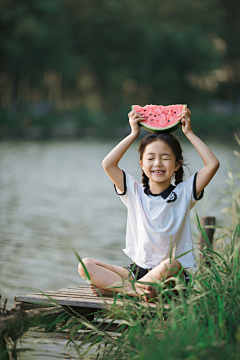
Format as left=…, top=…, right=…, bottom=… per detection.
left=143, top=140, right=174, bottom=155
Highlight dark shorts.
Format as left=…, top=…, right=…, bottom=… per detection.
left=124, top=262, right=190, bottom=284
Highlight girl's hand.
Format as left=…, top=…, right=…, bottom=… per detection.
left=128, top=111, right=145, bottom=136
left=178, top=107, right=193, bottom=137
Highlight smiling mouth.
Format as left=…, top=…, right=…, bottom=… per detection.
left=152, top=170, right=165, bottom=174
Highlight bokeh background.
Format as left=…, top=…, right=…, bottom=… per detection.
left=0, top=0, right=240, bottom=140
left=0, top=1, right=240, bottom=358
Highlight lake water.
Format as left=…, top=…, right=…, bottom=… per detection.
left=0, top=138, right=237, bottom=358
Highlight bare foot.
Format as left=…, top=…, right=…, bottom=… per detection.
left=90, top=284, right=113, bottom=297
left=136, top=284, right=157, bottom=302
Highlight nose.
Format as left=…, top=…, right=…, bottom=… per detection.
left=154, top=157, right=163, bottom=166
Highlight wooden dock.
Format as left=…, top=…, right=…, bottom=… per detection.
left=0, top=285, right=132, bottom=356
left=15, top=285, right=157, bottom=310
left=14, top=284, right=156, bottom=327
left=12, top=285, right=156, bottom=343
left=15, top=285, right=122, bottom=310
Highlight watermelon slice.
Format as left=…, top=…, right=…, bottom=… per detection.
left=131, top=104, right=187, bottom=133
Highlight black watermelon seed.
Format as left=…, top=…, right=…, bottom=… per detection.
left=168, top=120, right=170, bottom=122
left=154, top=115, right=156, bottom=117
left=144, top=110, right=146, bottom=111
left=150, top=114, right=152, bottom=115
left=174, top=111, right=176, bottom=114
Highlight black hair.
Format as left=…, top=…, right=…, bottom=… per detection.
left=138, top=133, right=184, bottom=189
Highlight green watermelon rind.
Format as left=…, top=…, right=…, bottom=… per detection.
left=131, top=104, right=187, bottom=133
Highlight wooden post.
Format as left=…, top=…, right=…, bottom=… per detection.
left=198, top=216, right=216, bottom=266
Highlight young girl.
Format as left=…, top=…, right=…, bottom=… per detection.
left=78, top=108, right=220, bottom=300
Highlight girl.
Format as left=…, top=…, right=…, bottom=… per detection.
left=78, top=108, right=220, bottom=300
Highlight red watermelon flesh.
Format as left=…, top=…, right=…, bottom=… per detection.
left=132, top=104, right=187, bottom=133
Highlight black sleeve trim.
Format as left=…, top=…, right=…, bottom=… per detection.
left=113, top=170, right=127, bottom=196
left=193, top=172, right=204, bottom=201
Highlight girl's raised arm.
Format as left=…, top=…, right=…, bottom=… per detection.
left=102, top=111, right=144, bottom=192
left=178, top=108, right=220, bottom=195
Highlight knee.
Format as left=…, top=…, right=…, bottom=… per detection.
left=78, top=258, right=95, bottom=277
left=159, top=258, right=182, bottom=275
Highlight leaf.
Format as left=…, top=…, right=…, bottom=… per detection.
left=195, top=211, right=212, bottom=247
left=74, top=249, right=91, bottom=281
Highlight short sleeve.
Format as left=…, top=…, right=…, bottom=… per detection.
left=193, top=172, right=204, bottom=201
left=187, top=172, right=204, bottom=209
left=113, top=171, right=140, bottom=207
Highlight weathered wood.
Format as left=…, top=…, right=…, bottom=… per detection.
left=15, top=302, right=55, bottom=311
left=0, top=303, right=120, bottom=356
left=198, top=216, right=216, bottom=265
left=0, top=306, right=68, bottom=359
left=15, top=284, right=156, bottom=310
left=29, top=319, right=122, bottom=338
left=15, top=294, right=112, bottom=309
left=0, top=306, right=65, bottom=338
left=28, top=326, right=121, bottom=342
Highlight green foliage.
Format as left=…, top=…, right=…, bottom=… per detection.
left=0, top=106, right=239, bottom=140
left=0, top=0, right=226, bottom=108
left=216, top=0, right=240, bottom=105
left=220, top=133, right=240, bottom=237
left=0, top=0, right=79, bottom=81
left=68, top=0, right=224, bottom=107
left=1, top=0, right=240, bottom=138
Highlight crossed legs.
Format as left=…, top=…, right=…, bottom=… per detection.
left=78, top=258, right=183, bottom=300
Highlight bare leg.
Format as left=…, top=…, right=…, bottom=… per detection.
left=78, top=258, right=152, bottom=298
left=137, top=258, right=183, bottom=301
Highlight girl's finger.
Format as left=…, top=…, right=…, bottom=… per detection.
left=132, top=111, right=139, bottom=117
left=133, top=112, right=144, bottom=120
left=177, top=111, right=185, bottom=117
left=133, top=117, right=145, bottom=123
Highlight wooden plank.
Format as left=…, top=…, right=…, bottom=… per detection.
left=33, top=294, right=101, bottom=300
left=31, top=290, right=111, bottom=297
left=30, top=290, right=95, bottom=297
left=15, top=286, right=156, bottom=309
left=28, top=328, right=121, bottom=342
left=15, top=298, right=105, bottom=309
left=15, top=295, right=123, bottom=309
left=29, top=291, right=97, bottom=297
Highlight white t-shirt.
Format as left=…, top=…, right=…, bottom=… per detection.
left=115, top=171, right=203, bottom=269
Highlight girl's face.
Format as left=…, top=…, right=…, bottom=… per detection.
left=140, top=140, right=181, bottom=186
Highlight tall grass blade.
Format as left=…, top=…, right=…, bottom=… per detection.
left=196, top=211, right=212, bottom=247
left=74, top=249, right=91, bottom=281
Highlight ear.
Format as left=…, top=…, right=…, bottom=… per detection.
left=175, top=160, right=182, bottom=172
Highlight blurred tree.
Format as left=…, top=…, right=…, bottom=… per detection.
left=0, top=0, right=228, bottom=113
left=217, top=0, right=240, bottom=108
left=67, top=0, right=224, bottom=109
left=0, top=0, right=79, bottom=110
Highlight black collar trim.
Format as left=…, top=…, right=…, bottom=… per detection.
left=144, top=184, right=176, bottom=199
